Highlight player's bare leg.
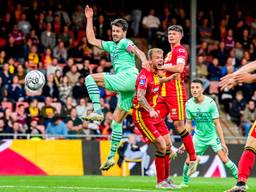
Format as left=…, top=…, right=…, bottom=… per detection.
left=84, top=73, right=105, bottom=121
left=100, top=107, right=127, bottom=170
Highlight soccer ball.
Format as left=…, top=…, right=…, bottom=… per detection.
left=25, top=70, right=45, bottom=91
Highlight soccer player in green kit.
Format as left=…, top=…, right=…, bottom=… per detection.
left=84, top=5, right=148, bottom=170
left=178, top=79, right=238, bottom=188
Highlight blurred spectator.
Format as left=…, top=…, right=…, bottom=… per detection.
left=0, top=63, right=12, bottom=85
left=60, top=96, right=75, bottom=118
left=224, top=29, right=235, bottom=51
left=42, top=73, right=59, bottom=101
left=40, top=96, right=56, bottom=125
left=95, top=14, right=108, bottom=40
left=27, top=120, right=44, bottom=139
left=230, top=91, right=246, bottom=126
left=28, top=98, right=40, bottom=120
left=53, top=14, right=62, bottom=36
left=26, top=45, right=40, bottom=69
left=76, top=98, right=89, bottom=119
left=241, top=100, right=256, bottom=136
left=65, top=107, right=83, bottom=134
left=130, top=8, right=142, bottom=36
left=6, top=75, right=25, bottom=102
left=13, top=103, right=28, bottom=130
left=66, top=64, right=80, bottom=87
left=14, top=64, right=26, bottom=85
left=0, top=118, right=11, bottom=139
left=46, top=114, right=68, bottom=139
left=59, top=75, right=72, bottom=103
left=41, top=23, right=56, bottom=50
left=59, top=25, right=73, bottom=47
left=53, top=41, right=67, bottom=63
left=42, top=48, right=53, bottom=70
left=142, top=8, right=160, bottom=48
left=72, top=5, right=84, bottom=35
left=199, top=18, right=213, bottom=42
left=17, top=13, right=32, bottom=35
left=0, top=50, right=7, bottom=66
left=47, top=57, right=62, bottom=76
left=54, top=3, right=71, bottom=26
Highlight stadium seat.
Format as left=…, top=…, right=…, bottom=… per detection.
left=1, top=101, right=13, bottom=112
left=122, top=158, right=144, bottom=176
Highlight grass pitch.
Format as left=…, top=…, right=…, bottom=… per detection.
left=0, top=176, right=255, bottom=192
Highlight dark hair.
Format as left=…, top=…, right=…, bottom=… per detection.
left=192, top=79, right=204, bottom=87
left=111, top=18, right=129, bottom=31
left=168, top=25, right=184, bottom=36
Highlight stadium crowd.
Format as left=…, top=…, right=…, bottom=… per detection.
left=0, top=0, right=255, bottom=139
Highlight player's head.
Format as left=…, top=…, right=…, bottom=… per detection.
left=168, top=25, right=183, bottom=45
left=111, top=18, right=128, bottom=42
left=191, top=79, right=204, bottom=98
left=147, top=48, right=164, bottom=70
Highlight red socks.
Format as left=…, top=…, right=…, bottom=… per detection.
left=238, top=149, right=256, bottom=183
left=164, top=149, right=171, bottom=179
left=180, top=129, right=197, bottom=161
left=155, top=151, right=166, bottom=183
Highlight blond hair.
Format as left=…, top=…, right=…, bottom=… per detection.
left=147, top=48, right=163, bottom=60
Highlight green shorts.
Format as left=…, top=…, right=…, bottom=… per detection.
left=104, top=69, right=138, bottom=112
left=193, top=134, right=222, bottom=155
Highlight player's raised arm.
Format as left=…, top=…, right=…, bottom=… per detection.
left=85, top=5, right=102, bottom=48
left=129, top=45, right=149, bottom=69
left=160, top=59, right=185, bottom=73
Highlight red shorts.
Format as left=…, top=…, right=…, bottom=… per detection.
left=249, top=121, right=256, bottom=138
left=155, top=96, right=186, bottom=121
left=132, top=109, right=169, bottom=144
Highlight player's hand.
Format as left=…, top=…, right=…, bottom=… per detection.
left=178, top=144, right=186, bottom=154
left=219, top=73, right=236, bottom=90
left=222, top=143, right=229, bottom=155
left=235, top=72, right=255, bottom=84
left=85, top=5, right=93, bottom=18
left=149, top=109, right=158, bottom=118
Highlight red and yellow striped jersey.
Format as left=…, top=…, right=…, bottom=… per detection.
left=160, top=44, right=188, bottom=97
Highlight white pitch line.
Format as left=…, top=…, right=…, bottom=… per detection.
left=0, top=185, right=160, bottom=192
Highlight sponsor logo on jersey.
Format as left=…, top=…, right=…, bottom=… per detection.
left=139, top=79, right=146, bottom=85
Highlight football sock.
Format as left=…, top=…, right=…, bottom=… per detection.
left=182, top=163, right=190, bottom=184
left=155, top=151, right=166, bottom=183
left=85, top=75, right=102, bottom=114
left=179, top=129, right=197, bottom=161
left=164, top=149, right=171, bottom=179
left=108, top=120, right=123, bottom=159
left=225, top=160, right=238, bottom=179
left=237, top=148, right=256, bottom=183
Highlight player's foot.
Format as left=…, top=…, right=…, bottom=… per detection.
left=224, top=185, right=246, bottom=192
left=187, top=158, right=200, bottom=176
left=165, top=177, right=180, bottom=189
left=156, top=180, right=177, bottom=189
left=100, top=158, right=115, bottom=171
left=178, top=182, right=189, bottom=188
left=83, top=112, right=104, bottom=122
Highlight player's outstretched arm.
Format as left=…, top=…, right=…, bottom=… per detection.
left=219, top=60, right=256, bottom=90
left=85, top=5, right=102, bottom=48
left=159, top=73, right=179, bottom=83
left=160, top=62, right=185, bottom=73
left=129, top=46, right=149, bottom=69
left=214, top=118, right=229, bottom=155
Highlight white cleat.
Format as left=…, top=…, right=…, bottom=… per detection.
left=83, top=112, right=104, bottom=122
left=187, top=158, right=200, bottom=176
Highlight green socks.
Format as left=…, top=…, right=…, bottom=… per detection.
left=225, top=160, right=238, bottom=179
left=182, top=163, right=190, bottom=184
left=85, top=75, right=102, bottom=114
left=108, top=120, right=123, bottom=159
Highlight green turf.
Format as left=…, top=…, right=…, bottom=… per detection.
left=0, top=176, right=254, bottom=192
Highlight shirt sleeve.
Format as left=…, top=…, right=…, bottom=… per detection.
left=119, top=39, right=135, bottom=52
left=137, top=70, right=148, bottom=90
left=185, top=102, right=192, bottom=120
left=210, top=100, right=219, bottom=119
left=101, top=41, right=114, bottom=53
left=174, top=47, right=187, bottom=64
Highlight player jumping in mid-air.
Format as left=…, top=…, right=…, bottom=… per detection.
left=132, top=48, right=178, bottom=189
left=220, top=61, right=256, bottom=192
left=178, top=79, right=238, bottom=188
left=156, top=25, right=199, bottom=176
left=84, top=5, right=148, bottom=170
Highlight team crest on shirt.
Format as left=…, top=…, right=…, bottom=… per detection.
left=171, top=108, right=177, bottom=115
left=139, top=79, right=146, bottom=85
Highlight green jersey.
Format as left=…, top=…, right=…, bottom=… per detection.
left=102, top=39, right=136, bottom=73
left=186, top=95, right=219, bottom=140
